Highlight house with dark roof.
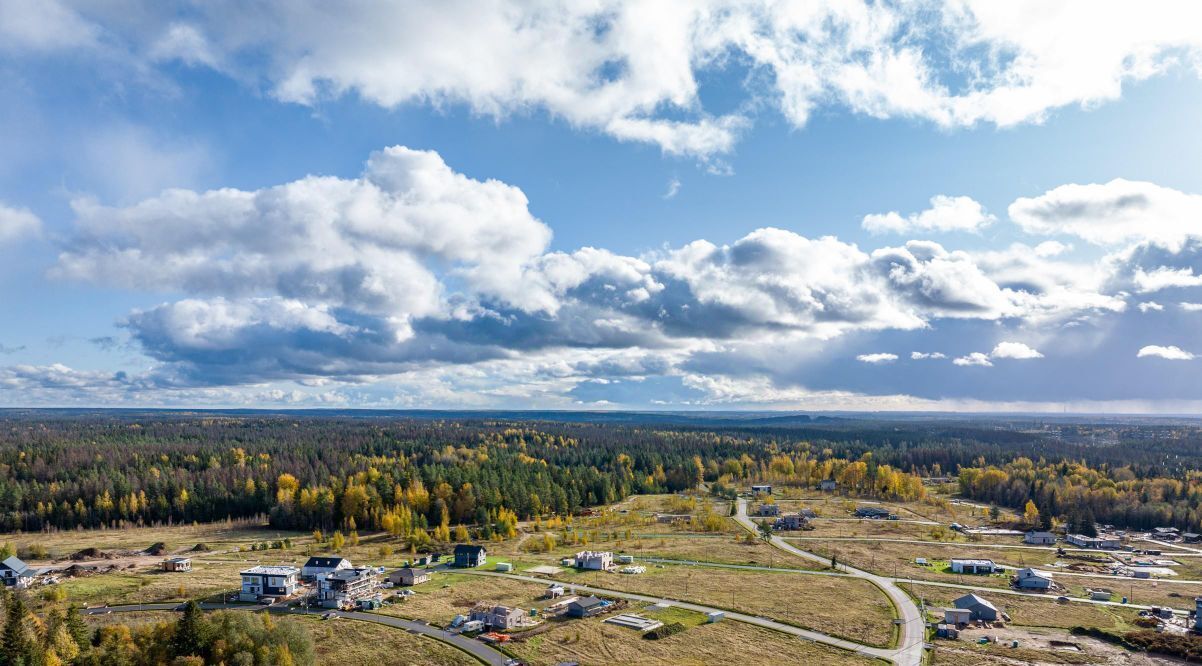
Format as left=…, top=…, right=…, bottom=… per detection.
left=453, top=544, right=487, bottom=568
left=855, top=506, right=892, bottom=519
left=302, top=556, right=352, bottom=580
left=389, top=567, right=430, bottom=586
left=0, top=557, right=32, bottom=589
left=953, top=593, right=999, bottom=621
left=566, top=595, right=608, bottom=618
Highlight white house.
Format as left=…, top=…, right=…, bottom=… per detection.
left=1015, top=567, right=1054, bottom=590
left=1066, top=534, right=1121, bottom=549
left=1024, top=530, right=1056, bottom=545
left=574, top=551, right=613, bottom=570
left=302, top=556, right=352, bottom=580
left=950, top=558, right=997, bottom=575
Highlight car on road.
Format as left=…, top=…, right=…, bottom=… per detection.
left=1057, top=596, right=1070, bottom=603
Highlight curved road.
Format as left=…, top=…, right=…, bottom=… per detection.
left=459, top=569, right=896, bottom=661
left=734, top=498, right=926, bottom=666
left=85, top=601, right=507, bottom=665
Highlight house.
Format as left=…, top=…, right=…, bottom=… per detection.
left=301, top=556, right=352, bottom=580
left=317, top=567, right=379, bottom=609
left=162, top=557, right=192, bottom=572
left=0, top=557, right=33, bottom=589
left=1153, top=527, right=1180, bottom=540
left=773, top=513, right=808, bottom=530
left=566, top=596, right=608, bottom=618
left=943, top=608, right=972, bottom=625
left=1015, top=567, right=1054, bottom=590
left=953, top=593, right=999, bottom=621
left=389, top=567, right=429, bottom=586
left=756, top=503, right=780, bottom=517
left=1024, top=530, right=1056, bottom=545
left=544, top=584, right=565, bottom=599
left=574, top=551, right=613, bottom=571
left=751, top=484, right=772, bottom=495
left=855, top=506, right=892, bottom=519
left=470, top=604, right=525, bottom=630
left=799, top=508, right=818, bottom=519
left=1185, top=533, right=1202, bottom=544
left=950, top=558, right=997, bottom=575
left=818, top=479, right=838, bottom=491
left=453, top=544, right=487, bottom=568
left=239, top=565, right=299, bottom=601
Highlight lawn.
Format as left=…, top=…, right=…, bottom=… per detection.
left=305, top=616, right=476, bottom=666
left=378, top=573, right=551, bottom=626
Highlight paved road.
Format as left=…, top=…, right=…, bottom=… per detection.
left=734, top=498, right=926, bottom=666
left=85, top=601, right=507, bottom=665
left=460, top=568, right=896, bottom=661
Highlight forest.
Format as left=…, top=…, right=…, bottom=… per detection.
left=0, top=412, right=1201, bottom=537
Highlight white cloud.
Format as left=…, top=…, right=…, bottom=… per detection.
left=953, top=352, right=993, bottom=367
left=1133, top=267, right=1202, bottom=293
left=1180, top=303, right=1202, bottom=312
left=1009, top=179, right=1202, bottom=246
left=1138, top=301, right=1164, bottom=312
left=0, top=202, right=41, bottom=243
left=663, top=178, right=681, bottom=200
left=1137, top=345, right=1195, bottom=361
left=989, top=341, right=1044, bottom=359
left=857, top=353, right=898, bottom=364
left=862, top=195, right=994, bottom=234
left=12, top=3, right=1202, bottom=157
left=911, top=351, right=947, bottom=360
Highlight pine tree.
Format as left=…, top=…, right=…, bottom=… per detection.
left=63, top=605, right=90, bottom=654
left=171, top=600, right=209, bottom=658
left=2, top=591, right=33, bottom=666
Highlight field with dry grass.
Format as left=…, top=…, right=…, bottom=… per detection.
left=910, top=584, right=1141, bottom=631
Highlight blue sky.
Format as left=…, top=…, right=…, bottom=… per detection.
left=4, top=1, right=1202, bottom=411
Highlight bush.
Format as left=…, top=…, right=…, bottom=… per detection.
left=643, top=623, right=686, bottom=640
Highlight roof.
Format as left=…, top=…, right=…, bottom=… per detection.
left=167, top=557, right=191, bottom=563
left=1019, top=567, right=1054, bottom=579
left=570, top=595, right=605, bottom=609
left=326, top=567, right=375, bottom=581
left=951, top=558, right=995, bottom=566
left=454, top=544, right=486, bottom=556
left=1025, top=530, right=1055, bottom=536
left=954, top=593, right=998, bottom=611
left=304, top=556, right=350, bottom=568
left=0, top=557, right=27, bottom=574
left=242, top=565, right=299, bottom=576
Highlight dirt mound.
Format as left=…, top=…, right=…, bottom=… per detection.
left=190, top=543, right=211, bottom=552
left=70, top=547, right=114, bottom=561
left=145, top=542, right=168, bottom=556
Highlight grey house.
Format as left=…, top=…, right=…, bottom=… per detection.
left=953, top=593, right=999, bottom=621
left=0, top=557, right=33, bottom=589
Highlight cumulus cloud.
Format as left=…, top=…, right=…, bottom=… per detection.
left=862, top=195, right=994, bottom=234
left=910, top=351, right=946, bottom=360
left=1180, top=303, right=1202, bottom=312
left=953, top=352, right=993, bottom=367
left=989, top=341, right=1043, bottom=359
left=10, top=3, right=1202, bottom=157
left=857, top=353, right=898, bottom=364
left=1138, top=301, right=1164, bottom=312
left=0, top=202, right=41, bottom=243
left=1138, top=345, right=1195, bottom=361
left=1010, top=179, right=1202, bottom=246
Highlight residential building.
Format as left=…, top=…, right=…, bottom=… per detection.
left=1024, top=530, right=1056, bottom=545
left=239, top=565, right=299, bottom=601
left=1153, top=527, right=1180, bottom=540
left=950, top=559, right=997, bottom=575
left=318, top=567, right=379, bottom=609
left=0, top=557, right=33, bottom=589
left=574, top=551, right=613, bottom=570
left=453, top=544, right=487, bottom=568
left=567, top=596, right=608, bottom=618
left=953, top=593, right=999, bottom=621
left=544, top=584, right=565, bottom=599
left=818, top=479, right=838, bottom=491
left=799, top=508, right=818, bottom=519
left=1185, top=533, right=1202, bottom=544
left=756, top=503, right=780, bottom=517
left=773, top=513, right=808, bottom=530
left=751, top=484, right=772, bottom=495
left=1015, top=567, right=1054, bottom=590
left=162, top=557, right=192, bottom=572
left=389, top=567, right=429, bottom=586
left=1065, top=533, right=1122, bottom=549
left=301, top=556, right=352, bottom=580
left=470, top=604, right=525, bottom=630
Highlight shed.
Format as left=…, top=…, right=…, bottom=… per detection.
left=389, top=568, right=430, bottom=586
left=162, top=557, right=192, bottom=572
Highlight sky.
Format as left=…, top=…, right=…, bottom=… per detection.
left=3, top=1, right=1202, bottom=412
